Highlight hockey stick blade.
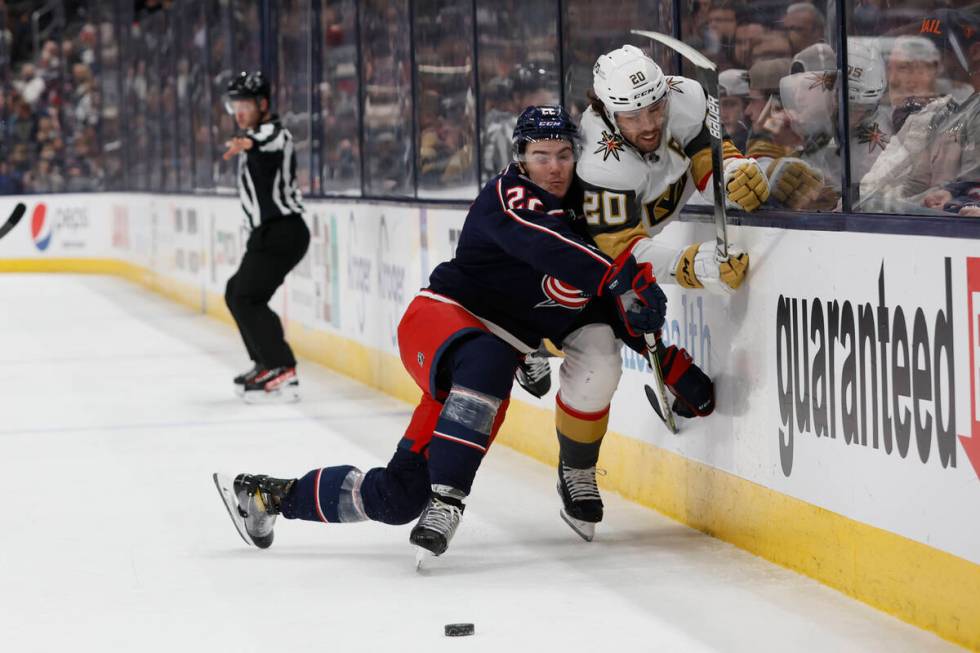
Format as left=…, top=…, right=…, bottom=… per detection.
left=644, top=384, right=668, bottom=421
left=0, top=202, right=27, bottom=241
left=643, top=334, right=679, bottom=434
left=630, top=30, right=716, bottom=71
left=644, top=384, right=678, bottom=434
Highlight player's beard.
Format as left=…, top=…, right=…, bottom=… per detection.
left=633, top=129, right=662, bottom=154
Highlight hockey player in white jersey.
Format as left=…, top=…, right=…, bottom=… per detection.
left=768, top=39, right=891, bottom=210
left=526, top=44, right=769, bottom=541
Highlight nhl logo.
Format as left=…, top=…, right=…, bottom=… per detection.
left=417, top=352, right=425, bottom=367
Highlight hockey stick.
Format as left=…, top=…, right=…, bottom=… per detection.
left=0, top=203, right=27, bottom=242
left=642, top=332, right=678, bottom=434
left=632, top=30, right=729, bottom=262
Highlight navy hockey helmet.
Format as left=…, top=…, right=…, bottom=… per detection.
left=226, top=71, right=271, bottom=112
left=512, top=105, right=580, bottom=160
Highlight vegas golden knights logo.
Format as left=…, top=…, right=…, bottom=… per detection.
left=645, top=177, right=687, bottom=224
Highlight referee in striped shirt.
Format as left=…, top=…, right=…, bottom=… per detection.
left=222, top=71, right=310, bottom=403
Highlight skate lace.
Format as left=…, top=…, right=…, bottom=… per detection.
left=520, top=354, right=550, bottom=383
left=417, top=496, right=463, bottom=536
left=562, top=465, right=603, bottom=502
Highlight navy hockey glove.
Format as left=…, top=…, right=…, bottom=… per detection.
left=602, top=246, right=668, bottom=336
left=661, top=345, right=714, bottom=418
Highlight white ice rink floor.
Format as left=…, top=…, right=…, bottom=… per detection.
left=0, top=274, right=960, bottom=652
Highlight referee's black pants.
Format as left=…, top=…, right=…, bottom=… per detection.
left=225, top=216, right=310, bottom=369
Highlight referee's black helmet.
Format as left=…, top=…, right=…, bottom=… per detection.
left=227, top=71, right=271, bottom=102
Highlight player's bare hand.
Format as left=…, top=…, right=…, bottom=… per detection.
left=922, top=189, right=952, bottom=209
left=959, top=205, right=980, bottom=217
left=222, top=137, right=253, bottom=160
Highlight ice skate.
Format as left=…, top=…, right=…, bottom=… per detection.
left=213, top=472, right=294, bottom=548
left=515, top=350, right=552, bottom=398
left=242, top=366, right=300, bottom=404
left=557, top=461, right=603, bottom=542
left=233, top=363, right=261, bottom=397
left=410, top=485, right=466, bottom=565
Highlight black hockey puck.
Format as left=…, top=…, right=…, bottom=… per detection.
left=444, top=623, right=475, bottom=637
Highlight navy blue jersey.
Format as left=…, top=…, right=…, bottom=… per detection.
left=427, top=163, right=616, bottom=351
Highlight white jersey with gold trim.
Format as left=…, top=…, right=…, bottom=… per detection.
left=575, top=75, right=741, bottom=284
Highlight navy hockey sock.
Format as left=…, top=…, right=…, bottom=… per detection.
left=281, top=465, right=367, bottom=523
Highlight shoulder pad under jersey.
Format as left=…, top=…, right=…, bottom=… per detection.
left=664, top=76, right=708, bottom=148
left=576, top=108, right=649, bottom=194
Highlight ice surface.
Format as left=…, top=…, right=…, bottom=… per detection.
left=0, top=275, right=958, bottom=652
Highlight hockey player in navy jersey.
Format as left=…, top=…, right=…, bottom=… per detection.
left=213, top=106, right=668, bottom=560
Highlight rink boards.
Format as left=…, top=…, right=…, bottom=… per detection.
left=1, top=193, right=978, bottom=649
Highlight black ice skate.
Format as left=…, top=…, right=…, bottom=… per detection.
left=515, top=350, right=552, bottom=398
left=212, top=473, right=294, bottom=549
left=233, top=364, right=262, bottom=397
left=557, top=461, right=603, bottom=542
left=410, top=485, right=466, bottom=568
left=242, top=366, right=299, bottom=404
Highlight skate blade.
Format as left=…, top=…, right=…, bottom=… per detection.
left=213, top=473, right=255, bottom=547
left=242, top=385, right=300, bottom=404
left=233, top=384, right=245, bottom=397
left=415, top=546, right=432, bottom=572
left=560, top=509, right=596, bottom=542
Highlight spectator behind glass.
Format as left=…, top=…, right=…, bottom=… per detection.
left=782, top=2, right=825, bottom=56
left=886, top=35, right=941, bottom=124
left=482, top=61, right=559, bottom=180
left=705, top=1, right=737, bottom=68
left=719, top=68, right=750, bottom=151
left=909, top=10, right=980, bottom=217
left=751, top=28, right=793, bottom=63
left=764, top=39, right=890, bottom=210
left=733, top=16, right=768, bottom=69
left=854, top=36, right=952, bottom=213
left=744, top=57, right=794, bottom=167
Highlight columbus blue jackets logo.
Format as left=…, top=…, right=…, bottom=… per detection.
left=536, top=275, right=589, bottom=310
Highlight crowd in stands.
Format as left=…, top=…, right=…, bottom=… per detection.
left=0, top=1, right=103, bottom=193
left=683, top=0, right=979, bottom=215
left=1, top=0, right=975, bottom=219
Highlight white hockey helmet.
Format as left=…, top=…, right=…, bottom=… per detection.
left=592, top=44, right=668, bottom=115
left=846, top=38, right=886, bottom=105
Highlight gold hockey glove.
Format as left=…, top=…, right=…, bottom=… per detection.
left=767, top=157, right=824, bottom=210
left=724, top=157, right=769, bottom=212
